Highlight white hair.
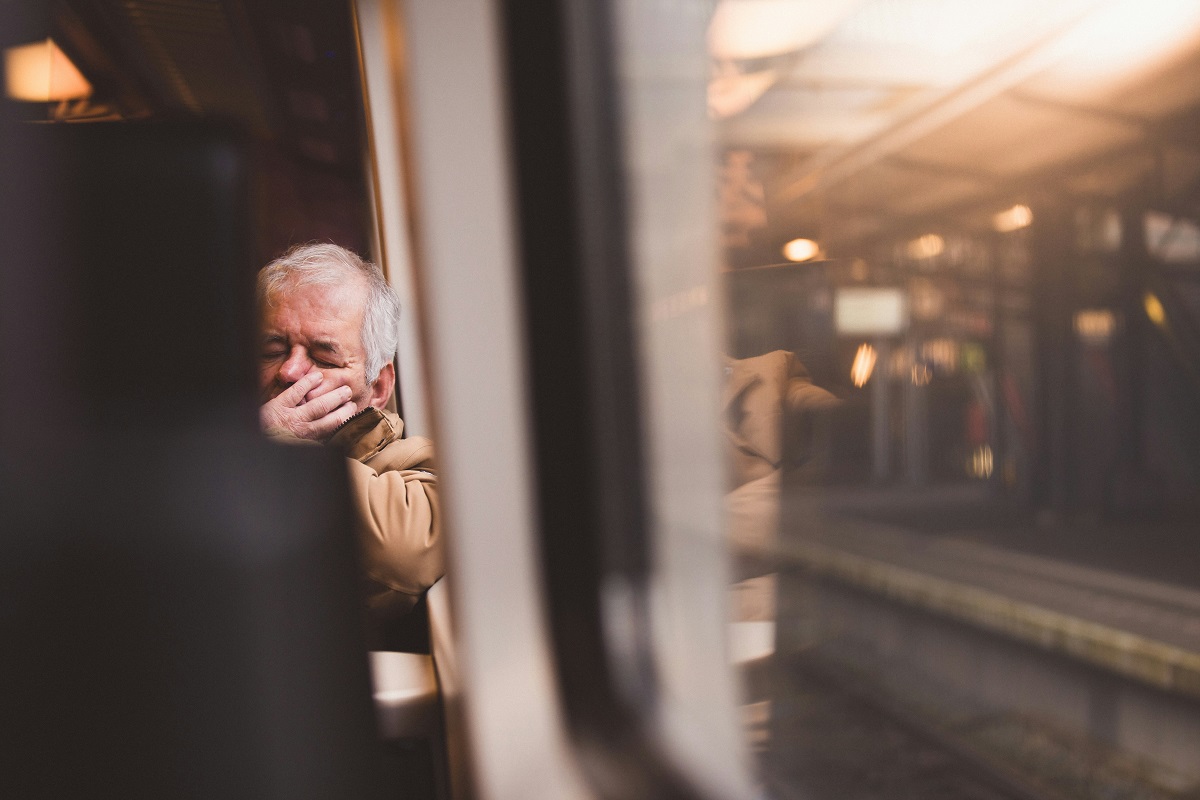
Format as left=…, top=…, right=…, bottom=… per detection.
left=257, top=242, right=400, bottom=383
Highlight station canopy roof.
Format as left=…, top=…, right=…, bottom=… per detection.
left=710, top=0, right=1200, bottom=252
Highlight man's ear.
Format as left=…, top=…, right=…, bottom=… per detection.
left=367, top=361, right=395, bottom=410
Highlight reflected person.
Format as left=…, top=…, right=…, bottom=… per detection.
left=257, top=243, right=443, bottom=633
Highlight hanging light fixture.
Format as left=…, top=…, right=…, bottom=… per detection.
left=4, top=38, right=92, bottom=103
left=707, top=0, right=865, bottom=61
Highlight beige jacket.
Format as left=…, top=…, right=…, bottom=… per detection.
left=724, top=350, right=839, bottom=581
left=326, top=408, right=443, bottom=617
left=723, top=349, right=839, bottom=489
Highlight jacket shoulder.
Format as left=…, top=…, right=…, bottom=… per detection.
left=364, top=435, right=436, bottom=472
left=328, top=407, right=436, bottom=471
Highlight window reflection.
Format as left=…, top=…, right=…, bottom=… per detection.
left=702, top=1, right=1200, bottom=797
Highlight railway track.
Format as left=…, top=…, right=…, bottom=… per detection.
left=755, top=656, right=1073, bottom=800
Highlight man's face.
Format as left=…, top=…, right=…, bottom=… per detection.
left=259, top=280, right=389, bottom=411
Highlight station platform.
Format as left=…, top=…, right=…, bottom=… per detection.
left=815, top=483, right=1200, bottom=592
left=775, top=486, right=1200, bottom=699
left=756, top=485, right=1200, bottom=794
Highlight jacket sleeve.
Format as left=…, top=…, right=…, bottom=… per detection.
left=345, top=455, right=444, bottom=598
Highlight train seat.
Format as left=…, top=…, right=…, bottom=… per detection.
left=369, top=650, right=439, bottom=740
left=369, top=579, right=453, bottom=799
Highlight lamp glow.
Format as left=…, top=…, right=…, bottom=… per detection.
left=1074, top=309, right=1116, bottom=343
left=782, top=238, right=820, bottom=262
left=970, top=445, right=994, bottom=478
left=993, top=204, right=1033, bottom=233
left=851, top=343, right=877, bottom=387
left=1143, top=292, right=1166, bottom=327
left=5, top=39, right=92, bottom=102
left=905, top=234, right=944, bottom=260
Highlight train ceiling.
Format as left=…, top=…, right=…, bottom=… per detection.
left=47, top=0, right=363, bottom=175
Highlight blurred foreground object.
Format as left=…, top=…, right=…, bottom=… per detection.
left=0, top=102, right=387, bottom=797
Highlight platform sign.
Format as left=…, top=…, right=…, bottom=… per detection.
left=835, top=287, right=907, bottom=336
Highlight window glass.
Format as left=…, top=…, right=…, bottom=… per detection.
left=617, top=2, right=1200, bottom=797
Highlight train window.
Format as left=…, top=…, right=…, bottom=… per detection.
left=606, top=1, right=1200, bottom=799
left=478, top=0, right=1200, bottom=797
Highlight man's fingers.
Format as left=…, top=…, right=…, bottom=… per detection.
left=279, top=370, right=323, bottom=407
left=260, top=373, right=356, bottom=442
left=303, top=378, right=343, bottom=404
left=306, top=401, right=359, bottom=441
left=297, top=384, right=353, bottom=421
left=327, top=400, right=359, bottom=429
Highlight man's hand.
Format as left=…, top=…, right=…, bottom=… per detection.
left=260, top=370, right=358, bottom=442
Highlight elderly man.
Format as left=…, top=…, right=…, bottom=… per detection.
left=257, top=242, right=442, bottom=628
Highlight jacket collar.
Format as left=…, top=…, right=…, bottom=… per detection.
left=327, top=406, right=403, bottom=460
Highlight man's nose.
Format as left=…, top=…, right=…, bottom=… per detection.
left=279, top=347, right=313, bottom=384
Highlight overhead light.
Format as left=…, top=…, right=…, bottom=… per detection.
left=993, top=204, right=1033, bottom=233
left=782, top=237, right=820, bottom=262
left=4, top=38, right=92, bottom=102
left=1143, top=292, right=1166, bottom=327
left=708, top=0, right=865, bottom=61
left=905, top=234, right=944, bottom=260
left=1048, top=0, right=1200, bottom=81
